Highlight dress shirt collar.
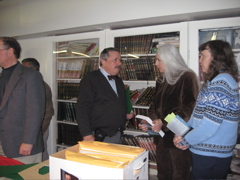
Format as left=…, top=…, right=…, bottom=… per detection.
left=100, top=67, right=113, bottom=81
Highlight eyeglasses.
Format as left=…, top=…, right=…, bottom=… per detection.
left=0, top=48, right=8, bottom=51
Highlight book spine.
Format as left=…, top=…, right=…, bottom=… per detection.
left=152, top=36, right=180, bottom=42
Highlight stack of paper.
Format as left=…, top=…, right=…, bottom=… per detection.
left=164, top=112, right=191, bottom=136
left=65, top=141, right=145, bottom=169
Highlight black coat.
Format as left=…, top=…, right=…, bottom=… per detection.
left=76, top=69, right=127, bottom=137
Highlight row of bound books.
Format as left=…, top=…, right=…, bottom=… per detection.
left=57, top=104, right=149, bottom=128
left=57, top=87, right=154, bottom=123
left=58, top=83, right=80, bottom=100
left=115, top=32, right=180, bottom=55
left=57, top=123, right=82, bottom=146
left=122, top=134, right=157, bottom=163
left=57, top=58, right=99, bottom=79
left=56, top=41, right=99, bottom=58
left=133, top=87, right=155, bottom=106
left=57, top=56, right=161, bottom=81
left=58, top=102, right=77, bottom=122
left=119, top=57, right=161, bottom=80
left=58, top=104, right=150, bottom=130
left=57, top=83, right=155, bottom=106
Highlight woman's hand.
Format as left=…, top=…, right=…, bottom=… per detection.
left=152, top=119, right=163, bottom=133
left=139, top=122, right=148, bottom=132
left=173, top=135, right=188, bottom=150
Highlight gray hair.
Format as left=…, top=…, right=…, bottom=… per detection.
left=157, top=43, right=193, bottom=85
left=99, top=47, right=120, bottom=66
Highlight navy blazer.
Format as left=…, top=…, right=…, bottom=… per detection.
left=0, top=63, right=45, bottom=158
left=76, top=69, right=127, bottom=137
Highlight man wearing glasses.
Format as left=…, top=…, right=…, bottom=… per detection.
left=0, top=37, right=45, bottom=164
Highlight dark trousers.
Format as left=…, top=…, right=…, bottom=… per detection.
left=155, top=137, right=191, bottom=180
left=191, top=153, right=232, bottom=180
left=94, top=129, right=122, bottom=144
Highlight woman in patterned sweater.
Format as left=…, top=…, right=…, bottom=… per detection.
left=174, top=40, right=240, bottom=179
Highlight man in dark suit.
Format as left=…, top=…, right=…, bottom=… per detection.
left=76, top=47, right=134, bottom=144
left=0, top=37, right=45, bottom=164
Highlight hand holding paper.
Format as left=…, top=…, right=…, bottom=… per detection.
left=136, top=115, right=165, bottom=137
left=164, top=113, right=191, bottom=136
left=173, top=135, right=188, bottom=150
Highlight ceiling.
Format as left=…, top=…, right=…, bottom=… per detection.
left=1, top=0, right=240, bottom=39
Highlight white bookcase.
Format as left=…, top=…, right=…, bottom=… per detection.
left=188, top=17, right=240, bottom=78
left=105, top=22, right=189, bottom=171
left=107, top=21, right=188, bottom=85
left=51, top=31, right=106, bottom=152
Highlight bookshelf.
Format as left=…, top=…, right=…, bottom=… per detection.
left=51, top=18, right=240, bottom=173
left=188, top=17, right=240, bottom=83
left=53, top=31, right=106, bottom=151
left=106, top=22, right=188, bottom=167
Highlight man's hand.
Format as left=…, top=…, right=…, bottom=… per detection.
left=83, top=134, right=95, bottom=141
left=126, top=111, right=135, bottom=120
left=19, top=143, right=33, bottom=156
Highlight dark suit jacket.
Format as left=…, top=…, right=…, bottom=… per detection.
left=76, top=69, right=127, bottom=137
left=42, top=82, right=54, bottom=133
left=0, top=63, right=45, bottom=158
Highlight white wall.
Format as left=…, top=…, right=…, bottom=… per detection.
left=0, top=0, right=240, bottom=38
left=19, top=37, right=54, bottom=83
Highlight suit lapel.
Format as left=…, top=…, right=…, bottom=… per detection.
left=115, top=78, right=124, bottom=99
left=97, top=70, right=119, bottom=98
left=0, top=63, right=22, bottom=110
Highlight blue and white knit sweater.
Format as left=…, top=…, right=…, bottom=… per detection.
left=182, top=73, right=240, bottom=158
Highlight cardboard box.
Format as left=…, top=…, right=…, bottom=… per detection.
left=50, top=144, right=148, bottom=179
left=19, top=160, right=49, bottom=179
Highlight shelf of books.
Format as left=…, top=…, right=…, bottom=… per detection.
left=106, top=23, right=188, bottom=167
left=53, top=31, right=106, bottom=151
left=106, top=22, right=188, bottom=71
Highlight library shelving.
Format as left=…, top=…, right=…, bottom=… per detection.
left=53, top=31, right=106, bottom=151
left=117, top=17, right=240, bottom=174
left=105, top=22, right=188, bottom=168
left=188, top=17, right=240, bottom=83
left=50, top=17, right=240, bottom=174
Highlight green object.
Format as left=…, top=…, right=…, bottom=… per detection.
left=0, top=163, right=37, bottom=180
left=38, top=165, right=49, bottom=175
left=125, top=86, right=133, bottom=114
left=164, top=112, right=176, bottom=123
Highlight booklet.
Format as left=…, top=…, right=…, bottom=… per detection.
left=135, top=115, right=165, bottom=137
left=164, top=112, right=191, bottom=136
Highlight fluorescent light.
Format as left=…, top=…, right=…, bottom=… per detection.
left=127, top=54, right=139, bottom=58
left=71, top=51, right=90, bottom=57
left=53, top=50, right=67, bottom=53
